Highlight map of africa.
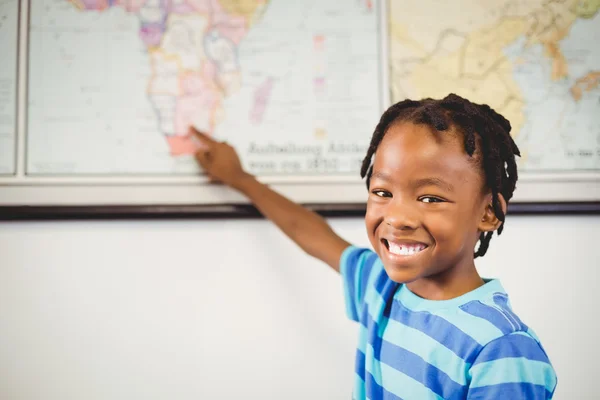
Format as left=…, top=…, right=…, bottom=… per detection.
left=25, top=0, right=379, bottom=176
left=389, top=0, right=600, bottom=172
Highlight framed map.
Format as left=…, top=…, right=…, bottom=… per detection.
left=0, top=0, right=599, bottom=219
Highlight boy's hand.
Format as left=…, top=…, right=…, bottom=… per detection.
left=190, top=127, right=250, bottom=189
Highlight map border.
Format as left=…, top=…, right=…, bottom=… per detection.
left=0, top=0, right=20, bottom=176
left=0, top=0, right=599, bottom=218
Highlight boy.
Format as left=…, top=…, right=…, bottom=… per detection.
left=191, top=94, right=557, bottom=399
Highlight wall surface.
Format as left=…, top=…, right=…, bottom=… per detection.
left=0, top=215, right=598, bottom=399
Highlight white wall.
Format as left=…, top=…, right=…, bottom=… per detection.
left=0, top=215, right=598, bottom=400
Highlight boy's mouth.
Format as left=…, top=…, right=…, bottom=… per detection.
left=382, top=239, right=428, bottom=256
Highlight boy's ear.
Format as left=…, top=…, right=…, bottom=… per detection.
left=478, top=193, right=507, bottom=233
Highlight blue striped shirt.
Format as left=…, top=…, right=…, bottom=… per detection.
left=341, top=246, right=557, bottom=400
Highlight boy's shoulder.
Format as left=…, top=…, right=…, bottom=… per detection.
left=428, top=281, right=549, bottom=361
left=434, top=281, right=531, bottom=341
left=449, top=286, right=557, bottom=397
left=401, top=281, right=555, bottom=392
left=396, top=277, right=542, bottom=351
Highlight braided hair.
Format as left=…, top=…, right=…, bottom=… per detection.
left=360, top=93, right=521, bottom=258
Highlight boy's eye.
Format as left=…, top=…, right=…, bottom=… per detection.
left=419, top=196, right=445, bottom=203
left=371, top=189, right=392, bottom=198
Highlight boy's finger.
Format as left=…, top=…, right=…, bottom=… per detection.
left=195, top=150, right=211, bottom=169
left=189, top=126, right=216, bottom=146
left=195, top=151, right=220, bottom=183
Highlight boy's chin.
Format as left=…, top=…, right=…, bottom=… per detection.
left=382, top=265, right=424, bottom=285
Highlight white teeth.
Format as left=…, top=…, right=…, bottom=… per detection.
left=387, top=242, right=425, bottom=256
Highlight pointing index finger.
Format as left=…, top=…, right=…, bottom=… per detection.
left=189, top=126, right=216, bottom=147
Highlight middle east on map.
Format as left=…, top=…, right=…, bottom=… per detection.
left=388, top=0, right=600, bottom=172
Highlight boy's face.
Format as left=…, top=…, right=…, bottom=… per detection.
left=365, top=122, right=494, bottom=291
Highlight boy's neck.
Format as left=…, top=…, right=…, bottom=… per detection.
left=405, top=263, right=485, bottom=301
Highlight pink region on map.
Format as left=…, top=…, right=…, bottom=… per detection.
left=76, top=0, right=109, bottom=10
left=169, top=1, right=195, bottom=13
left=314, top=35, right=325, bottom=50
left=169, top=86, right=220, bottom=155
left=74, top=0, right=146, bottom=11
left=180, top=72, right=206, bottom=95
left=180, top=65, right=218, bottom=95
left=202, top=62, right=218, bottom=86
left=174, top=91, right=220, bottom=135
left=120, top=0, right=147, bottom=12
left=166, top=135, right=199, bottom=156
left=140, top=24, right=164, bottom=47
left=314, top=77, right=326, bottom=94
left=184, top=0, right=211, bottom=13
left=209, top=0, right=249, bottom=44
left=250, top=77, right=274, bottom=125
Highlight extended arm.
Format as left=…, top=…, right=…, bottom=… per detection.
left=191, top=128, right=350, bottom=271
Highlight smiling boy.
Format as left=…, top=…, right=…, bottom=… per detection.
left=191, top=94, right=557, bottom=399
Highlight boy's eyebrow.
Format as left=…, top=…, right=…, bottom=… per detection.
left=413, top=177, right=455, bottom=192
left=371, top=172, right=455, bottom=192
left=372, top=171, right=393, bottom=181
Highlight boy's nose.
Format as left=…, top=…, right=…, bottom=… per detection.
left=384, top=200, right=419, bottom=231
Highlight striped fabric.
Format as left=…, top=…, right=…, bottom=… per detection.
left=341, top=246, right=557, bottom=400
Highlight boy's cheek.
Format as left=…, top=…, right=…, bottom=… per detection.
left=364, top=206, right=383, bottom=232
left=422, top=214, right=452, bottom=237
left=366, top=229, right=382, bottom=253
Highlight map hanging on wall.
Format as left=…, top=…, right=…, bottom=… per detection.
left=0, top=0, right=598, bottom=212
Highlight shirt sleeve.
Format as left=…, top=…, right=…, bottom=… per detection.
left=340, top=246, right=382, bottom=322
left=467, top=332, right=558, bottom=399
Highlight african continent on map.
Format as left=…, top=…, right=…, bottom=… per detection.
left=389, top=0, right=600, bottom=171
left=70, top=0, right=268, bottom=156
